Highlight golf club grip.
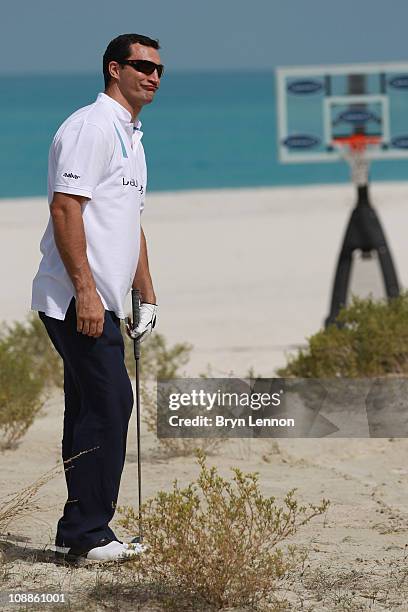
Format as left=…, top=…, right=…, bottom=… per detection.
left=131, top=288, right=141, bottom=359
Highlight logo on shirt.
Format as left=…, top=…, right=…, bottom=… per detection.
left=122, top=177, right=144, bottom=195
left=63, top=172, right=80, bottom=179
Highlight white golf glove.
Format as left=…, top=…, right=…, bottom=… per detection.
left=126, top=303, right=157, bottom=343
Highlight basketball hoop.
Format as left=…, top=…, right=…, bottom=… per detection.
left=332, top=135, right=382, bottom=187
left=277, top=63, right=403, bottom=326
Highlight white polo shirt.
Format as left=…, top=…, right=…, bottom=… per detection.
left=31, top=93, right=147, bottom=320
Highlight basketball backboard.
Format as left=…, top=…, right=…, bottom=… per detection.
left=276, top=62, right=408, bottom=163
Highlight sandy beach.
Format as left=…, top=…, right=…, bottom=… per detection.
left=2, top=182, right=408, bottom=375
left=1, top=182, right=408, bottom=609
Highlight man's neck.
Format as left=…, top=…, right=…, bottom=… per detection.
left=104, top=88, right=141, bottom=123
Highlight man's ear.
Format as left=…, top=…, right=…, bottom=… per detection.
left=108, top=61, right=121, bottom=83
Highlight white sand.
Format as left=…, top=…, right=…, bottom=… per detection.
left=1, top=183, right=408, bottom=609
left=1, top=181, right=408, bottom=375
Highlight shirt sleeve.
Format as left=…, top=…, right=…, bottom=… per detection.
left=52, top=121, right=108, bottom=199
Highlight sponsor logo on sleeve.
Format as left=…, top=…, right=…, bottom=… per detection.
left=63, top=172, right=80, bottom=179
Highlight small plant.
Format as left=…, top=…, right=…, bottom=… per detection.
left=278, top=294, right=408, bottom=378
left=118, top=451, right=329, bottom=609
left=0, top=313, right=60, bottom=448
left=2, top=314, right=63, bottom=388
left=0, top=342, right=44, bottom=450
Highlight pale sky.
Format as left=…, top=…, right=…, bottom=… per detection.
left=1, top=0, right=408, bottom=74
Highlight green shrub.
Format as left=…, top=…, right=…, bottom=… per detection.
left=0, top=313, right=60, bottom=448
left=118, top=451, right=329, bottom=610
left=0, top=343, right=44, bottom=449
left=1, top=314, right=63, bottom=388
left=278, top=294, right=408, bottom=378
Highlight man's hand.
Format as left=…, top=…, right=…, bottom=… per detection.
left=76, top=289, right=106, bottom=337
left=126, top=303, right=157, bottom=343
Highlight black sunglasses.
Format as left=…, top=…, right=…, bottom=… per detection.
left=119, top=59, right=164, bottom=79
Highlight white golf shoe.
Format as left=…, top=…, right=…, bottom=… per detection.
left=55, top=537, right=144, bottom=565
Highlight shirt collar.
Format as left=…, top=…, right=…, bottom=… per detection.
left=98, top=92, right=142, bottom=130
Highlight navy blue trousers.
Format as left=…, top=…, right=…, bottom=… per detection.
left=39, top=298, right=133, bottom=550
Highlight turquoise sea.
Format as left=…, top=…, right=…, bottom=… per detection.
left=1, top=71, right=408, bottom=198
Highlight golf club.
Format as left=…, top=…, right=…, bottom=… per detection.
left=130, top=288, right=143, bottom=544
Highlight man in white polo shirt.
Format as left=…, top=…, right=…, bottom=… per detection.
left=31, top=33, right=162, bottom=563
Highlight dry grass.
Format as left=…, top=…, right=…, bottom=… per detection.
left=288, top=551, right=408, bottom=611
left=0, top=449, right=98, bottom=544
left=0, top=466, right=61, bottom=538
left=2, top=551, right=408, bottom=612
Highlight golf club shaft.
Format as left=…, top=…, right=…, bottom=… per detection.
left=131, top=289, right=142, bottom=539
left=135, top=356, right=142, bottom=539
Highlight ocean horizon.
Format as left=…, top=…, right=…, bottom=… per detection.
left=1, top=71, right=408, bottom=198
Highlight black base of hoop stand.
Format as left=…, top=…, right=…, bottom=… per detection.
left=325, top=183, right=400, bottom=327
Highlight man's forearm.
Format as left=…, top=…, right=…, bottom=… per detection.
left=51, top=195, right=96, bottom=295
left=50, top=192, right=105, bottom=337
left=133, top=227, right=156, bottom=303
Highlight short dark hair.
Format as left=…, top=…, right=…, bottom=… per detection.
left=103, top=33, right=160, bottom=88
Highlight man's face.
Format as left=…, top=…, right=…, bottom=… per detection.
left=112, top=43, right=162, bottom=108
